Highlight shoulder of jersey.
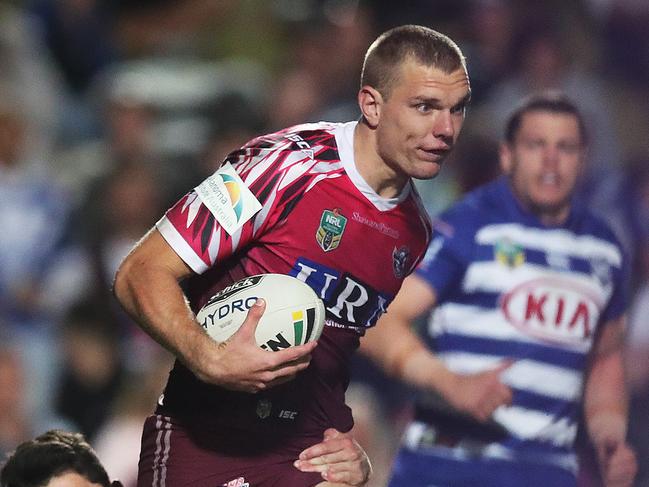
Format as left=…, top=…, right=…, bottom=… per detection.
left=229, top=123, right=345, bottom=183
left=575, top=208, right=625, bottom=251
left=438, top=190, right=490, bottom=232
left=242, top=122, right=339, bottom=148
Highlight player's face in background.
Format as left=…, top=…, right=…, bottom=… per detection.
left=500, top=110, right=586, bottom=224
left=374, top=58, right=470, bottom=181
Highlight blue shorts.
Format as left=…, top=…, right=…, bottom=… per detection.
left=387, top=447, right=577, bottom=487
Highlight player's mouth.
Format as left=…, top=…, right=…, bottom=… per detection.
left=539, top=173, right=561, bottom=188
left=417, top=147, right=449, bottom=162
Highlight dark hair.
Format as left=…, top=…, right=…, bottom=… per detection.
left=504, top=91, right=588, bottom=145
left=361, top=24, right=467, bottom=98
left=0, top=430, right=112, bottom=487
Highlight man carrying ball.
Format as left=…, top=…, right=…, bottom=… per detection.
left=114, top=24, right=471, bottom=487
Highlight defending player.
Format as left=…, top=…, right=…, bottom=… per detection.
left=1, top=429, right=122, bottom=487
left=113, top=25, right=471, bottom=486
left=361, top=92, right=637, bottom=487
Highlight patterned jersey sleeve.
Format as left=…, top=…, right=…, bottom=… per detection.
left=414, top=205, right=474, bottom=302
left=156, top=125, right=345, bottom=274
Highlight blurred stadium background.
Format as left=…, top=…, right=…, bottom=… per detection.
left=0, top=0, right=648, bottom=485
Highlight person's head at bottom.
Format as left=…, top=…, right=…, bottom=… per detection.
left=0, top=430, right=122, bottom=487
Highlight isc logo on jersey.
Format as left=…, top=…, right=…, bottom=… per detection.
left=501, top=277, right=603, bottom=344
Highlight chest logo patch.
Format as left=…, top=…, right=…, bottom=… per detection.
left=501, top=277, right=602, bottom=344
left=316, top=208, right=347, bottom=252
left=495, top=238, right=525, bottom=268
left=392, top=245, right=411, bottom=278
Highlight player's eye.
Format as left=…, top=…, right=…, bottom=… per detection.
left=523, top=139, right=544, bottom=149
left=415, top=103, right=432, bottom=113
left=451, top=103, right=466, bottom=115
left=558, top=141, right=580, bottom=154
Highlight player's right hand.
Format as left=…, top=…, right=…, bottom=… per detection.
left=594, top=436, right=637, bottom=487
left=443, top=360, right=514, bottom=422
left=191, top=299, right=317, bottom=393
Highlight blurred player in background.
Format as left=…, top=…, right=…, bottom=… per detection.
left=0, top=429, right=122, bottom=487
left=113, top=25, right=471, bottom=486
left=361, top=92, right=637, bottom=487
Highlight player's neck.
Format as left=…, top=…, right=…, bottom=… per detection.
left=353, top=121, right=408, bottom=199
left=537, top=208, right=570, bottom=227
left=524, top=197, right=571, bottom=226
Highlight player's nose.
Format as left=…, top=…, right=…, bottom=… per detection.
left=542, top=145, right=561, bottom=167
left=432, top=109, right=454, bottom=139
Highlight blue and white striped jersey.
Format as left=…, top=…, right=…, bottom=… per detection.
left=413, top=176, right=628, bottom=472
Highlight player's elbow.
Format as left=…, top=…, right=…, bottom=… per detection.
left=112, top=252, right=138, bottom=307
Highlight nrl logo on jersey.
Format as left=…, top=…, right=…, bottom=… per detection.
left=494, top=238, right=525, bottom=268
left=392, top=245, right=410, bottom=278
left=316, top=208, right=347, bottom=252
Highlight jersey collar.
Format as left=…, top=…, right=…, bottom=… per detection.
left=334, top=120, right=411, bottom=211
left=497, top=176, right=581, bottom=230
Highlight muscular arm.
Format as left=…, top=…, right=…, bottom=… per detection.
left=360, top=274, right=512, bottom=421
left=113, top=228, right=316, bottom=393
left=584, top=316, right=629, bottom=441
left=114, top=229, right=205, bottom=369
left=360, top=274, right=448, bottom=389
left=584, top=316, right=637, bottom=486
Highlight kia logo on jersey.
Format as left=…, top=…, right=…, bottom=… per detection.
left=501, top=277, right=603, bottom=344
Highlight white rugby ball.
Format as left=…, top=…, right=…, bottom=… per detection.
left=196, top=273, right=325, bottom=351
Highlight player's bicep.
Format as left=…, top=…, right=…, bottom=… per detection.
left=592, top=315, right=626, bottom=358
left=119, top=227, right=194, bottom=283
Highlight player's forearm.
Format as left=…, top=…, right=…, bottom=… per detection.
left=584, top=349, right=629, bottom=443
left=113, top=256, right=210, bottom=370
left=398, top=346, right=459, bottom=395
left=362, top=321, right=456, bottom=394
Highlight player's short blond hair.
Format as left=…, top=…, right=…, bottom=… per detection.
left=361, top=25, right=467, bottom=99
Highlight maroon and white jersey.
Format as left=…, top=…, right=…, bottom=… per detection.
left=156, top=121, right=432, bottom=438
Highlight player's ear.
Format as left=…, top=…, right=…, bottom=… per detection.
left=499, top=141, right=513, bottom=174
left=358, top=86, right=382, bottom=128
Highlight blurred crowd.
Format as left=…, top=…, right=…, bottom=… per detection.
left=0, top=0, right=648, bottom=486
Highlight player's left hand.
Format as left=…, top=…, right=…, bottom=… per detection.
left=595, top=438, right=637, bottom=487
left=294, top=428, right=371, bottom=486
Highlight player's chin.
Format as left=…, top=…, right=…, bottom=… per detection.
left=409, top=161, right=443, bottom=180
left=532, top=197, right=569, bottom=216
left=533, top=189, right=570, bottom=209
left=411, top=149, right=448, bottom=177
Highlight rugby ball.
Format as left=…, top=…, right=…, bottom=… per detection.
left=196, top=274, right=325, bottom=351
